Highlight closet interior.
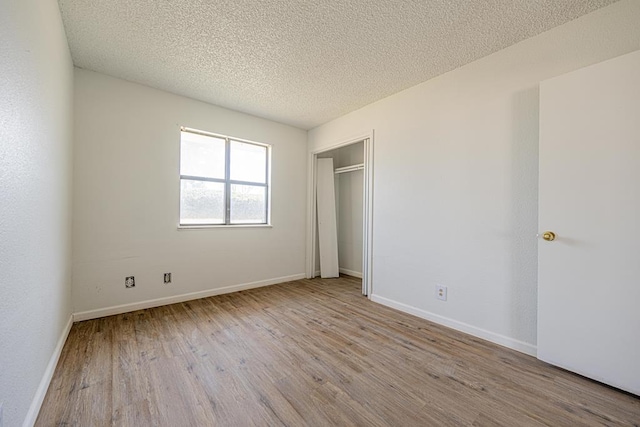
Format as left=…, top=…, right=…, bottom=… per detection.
left=315, top=141, right=364, bottom=280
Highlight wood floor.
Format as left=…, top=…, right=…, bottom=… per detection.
left=37, top=276, right=639, bottom=426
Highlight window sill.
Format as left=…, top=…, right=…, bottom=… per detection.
left=177, top=224, right=273, bottom=230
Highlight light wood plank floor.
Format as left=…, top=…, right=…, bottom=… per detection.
left=37, top=276, right=640, bottom=426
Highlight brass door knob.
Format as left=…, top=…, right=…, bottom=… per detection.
left=542, top=231, right=556, bottom=241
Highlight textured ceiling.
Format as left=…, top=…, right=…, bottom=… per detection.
left=59, top=0, right=617, bottom=129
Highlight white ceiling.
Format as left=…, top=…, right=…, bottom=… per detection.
left=59, top=0, right=616, bottom=130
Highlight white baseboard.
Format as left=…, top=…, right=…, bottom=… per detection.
left=370, top=294, right=537, bottom=357
left=339, top=268, right=362, bottom=278
left=73, top=273, right=306, bottom=322
left=23, top=314, right=73, bottom=427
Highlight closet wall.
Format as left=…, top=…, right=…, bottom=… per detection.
left=316, top=141, right=364, bottom=277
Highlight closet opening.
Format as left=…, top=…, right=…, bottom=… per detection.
left=307, top=134, right=373, bottom=297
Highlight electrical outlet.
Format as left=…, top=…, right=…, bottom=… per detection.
left=436, top=284, right=447, bottom=301
left=164, top=273, right=171, bottom=284
left=125, top=276, right=135, bottom=288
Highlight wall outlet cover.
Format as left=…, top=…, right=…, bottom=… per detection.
left=164, top=273, right=171, bottom=284
left=125, top=276, right=135, bottom=288
left=436, top=284, right=447, bottom=301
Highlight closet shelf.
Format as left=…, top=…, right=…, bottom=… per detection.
left=334, top=163, right=364, bottom=174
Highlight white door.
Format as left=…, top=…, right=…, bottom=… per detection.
left=538, top=50, right=640, bottom=395
left=316, top=158, right=340, bottom=278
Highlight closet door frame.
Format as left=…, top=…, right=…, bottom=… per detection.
left=306, top=131, right=374, bottom=297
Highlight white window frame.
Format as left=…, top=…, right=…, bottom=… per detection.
left=179, top=126, right=271, bottom=227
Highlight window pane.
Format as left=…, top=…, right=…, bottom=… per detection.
left=180, top=179, right=225, bottom=224
left=230, top=184, right=266, bottom=224
left=181, top=132, right=225, bottom=179
left=230, top=141, right=267, bottom=183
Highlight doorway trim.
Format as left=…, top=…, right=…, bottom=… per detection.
left=306, top=131, right=374, bottom=297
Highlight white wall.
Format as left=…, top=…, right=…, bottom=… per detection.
left=308, top=0, right=640, bottom=354
left=0, top=1, right=74, bottom=426
left=72, top=69, right=307, bottom=314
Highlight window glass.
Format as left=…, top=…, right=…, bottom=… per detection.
left=230, top=141, right=267, bottom=183
left=230, top=184, right=267, bottom=224
left=180, top=132, right=225, bottom=179
left=180, top=180, right=225, bottom=225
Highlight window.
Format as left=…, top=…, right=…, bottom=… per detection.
left=179, top=127, right=270, bottom=226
